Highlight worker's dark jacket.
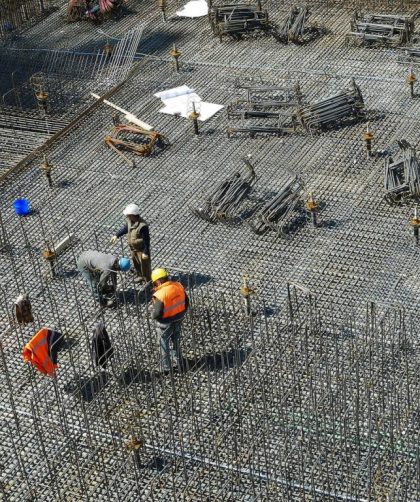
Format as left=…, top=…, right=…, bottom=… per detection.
left=116, top=218, right=150, bottom=255
left=77, top=251, right=118, bottom=291
left=152, top=281, right=189, bottom=325
left=48, top=329, right=65, bottom=365
left=15, top=294, right=34, bottom=324
left=91, top=321, right=113, bottom=368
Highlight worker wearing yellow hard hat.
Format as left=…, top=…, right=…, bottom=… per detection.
left=151, top=268, right=169, bottom=283
left=150, top=268, right=189, bottom=373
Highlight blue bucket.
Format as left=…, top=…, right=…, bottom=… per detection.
left=13, top=199, right=30, bottom=216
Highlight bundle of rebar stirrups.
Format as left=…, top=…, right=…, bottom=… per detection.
left=248, top=176, right=304, bottom=236
left=209, top=3, right=270, bottom=42
left=190, top=159, right=313, bottom=236
left=104, top=123, right=168, bottom=167
left=384, top=140, right=420, bottom=204
left=297, top=79, right=365, bottom=135
left=190, top=157, right=257, bottom=224
left=209, top=3, right=323, bottom=44
left=346, top=12, right=415, bottom=47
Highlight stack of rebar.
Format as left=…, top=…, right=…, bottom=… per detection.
left=399, top=45, right=420, bottom=63
left=275, top=5, right=311, bottom=43
left=248, top=176, right=303, bottom=235
left=209, top=3, right=269, bottom=42
left=227, top=82, right=302, bottom=137
left=384, top=140, right=420, bottom=201
left=297, top=78, right=364, bottom=134
left=347, top=12, right=415, bottom=47
left=190, top=158, right=256, bottom=223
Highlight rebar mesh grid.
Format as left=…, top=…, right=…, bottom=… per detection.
left=0, top=280, right=419, bottom=500
left=1, top=1, right=420, bottom=500
left=0, top=0, right=57, bottom=40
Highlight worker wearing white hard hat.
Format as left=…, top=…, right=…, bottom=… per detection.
left=110, top=204, right=151, bottom=283
left=122, top=203, right=141, bottom=216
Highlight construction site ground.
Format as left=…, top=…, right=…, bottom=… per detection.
left=0, top=1, right=419, bottom=501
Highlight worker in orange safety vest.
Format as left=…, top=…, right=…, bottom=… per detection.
left=150, top=268, right=189, bottom=372
left=22, top=328, right=64, bottom=377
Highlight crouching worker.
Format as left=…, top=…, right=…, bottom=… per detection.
left=151, top=268, right=189, bottom=372
left=77, top=250, right=131, bottom=307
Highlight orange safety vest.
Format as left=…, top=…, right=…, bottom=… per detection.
left=22, top=328, right=57, bottom=377
left=153, top=281, right=186, bottom=320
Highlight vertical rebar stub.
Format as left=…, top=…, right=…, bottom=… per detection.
left=305, top=192, right=319, bottom=227
left=103, top=43, right=114, bottom=58
left=42, top=244, right=56, bottom=277
left=189, top=102, right=200, bottom=135
left=127, top=437, right=143, bottom=469
left=240, top=274, right=255, bottom=315
left=40, top=155, right=53, bottom=188
left=158, top=0, right=167, bottom=22
left=406, top=67, right=416, bottom=98
left=294, top=81, right=303, bottom=105
left=363, top=122, right=373, bottom=158
left=410, top=207, right=420, bottom=245
left=170, top=44, right=181, bottom=72
left=35, top=89, right=49, bottom=112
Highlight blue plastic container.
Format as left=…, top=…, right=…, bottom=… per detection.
left=13, top=199, right=30, bottom=216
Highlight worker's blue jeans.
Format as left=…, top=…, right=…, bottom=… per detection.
left=78, top=267, right=103, bottom=303
left=158, top=321, right=182, bottom=371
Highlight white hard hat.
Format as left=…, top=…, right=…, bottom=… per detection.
left=123, top=203, right=140, bottom=216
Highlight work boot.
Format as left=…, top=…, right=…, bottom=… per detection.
left=105, top=298, right=116, bottom=308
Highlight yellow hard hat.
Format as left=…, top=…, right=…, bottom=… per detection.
left=151, top=268, right=168, bottom=283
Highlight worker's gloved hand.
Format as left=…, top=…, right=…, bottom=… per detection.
left=110, top=236, right=118, bottom=245
left=141, top=253, right=149, bottom=259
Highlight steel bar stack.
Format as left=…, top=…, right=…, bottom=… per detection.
left=399, top=45, right=420, bottom=63
left=227, top=81, right=301, bottom=137
left=346, top=11, right=415, bottom=47
left=384, top=140, right=420, bottom=201
left=297, top=78, right=365, bottom=134
left=275, top=5, right=311, bottom=43
left=190, top=158, right=256, bottom=223
left=209, top=3, right=270, bottom=42
left=248, top=176, right=304, bottom=236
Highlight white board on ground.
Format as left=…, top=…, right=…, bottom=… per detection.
left=176, top=0, right=208, bottom=18
left=155, top=85, right=224, bottom=121
left=159, top=101, right=224, bottom=121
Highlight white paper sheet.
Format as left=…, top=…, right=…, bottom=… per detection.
left=153, top=85, right=195, bottom=100
left=161, top=92, right=201, bottom=112
left=176, top=0, right=208, bottom=18
left=155, top=84, right=224, bottom=121
left=159, top=101, right=224, bottom=121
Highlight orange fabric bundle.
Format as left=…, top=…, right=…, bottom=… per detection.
left=22, top=328, right=57, bottom=376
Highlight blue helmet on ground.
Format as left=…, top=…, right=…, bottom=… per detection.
left=118, top=257, right=131, bottom=272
